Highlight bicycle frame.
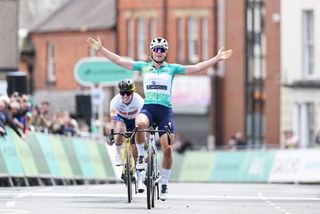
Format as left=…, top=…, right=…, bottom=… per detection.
left=121, top=138, right=135, bottom=181
left=110, top=128, right=138, bottom=203
left=136, top=125, right=171, bottom=209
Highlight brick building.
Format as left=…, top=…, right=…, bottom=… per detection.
left=30, top=0, right=116, bottom=112
left=116, top=0, right=280, bottom=148
left=29, top=0, right=281, bottom=148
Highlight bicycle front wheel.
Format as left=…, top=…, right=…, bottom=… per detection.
left=126, top=147, right=132, bottom=203
left=146, top=148, right=154, bottom=209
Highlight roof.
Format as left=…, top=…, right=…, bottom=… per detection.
left=31, top=0, right=116, bottom=33
left=19, top=0, right=69, bottom=30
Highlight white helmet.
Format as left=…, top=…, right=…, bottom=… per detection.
left=150, top=37, right=169, bottom=51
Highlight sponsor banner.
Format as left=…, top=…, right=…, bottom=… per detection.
left=61, top=136, right=83, bottom=177
left=0, top=135, right=24, bottom=176
left=0, top=145, right=8, bottom=174
left=209, top=150, right=273, bottom=182
left=97, top=143, right=116, bottom=178
left=298, top=150, right=320, bottom=182
left=179, top=151, right=215, bottom=182
left=210, top=151, right=246, bottom=182
left=83, top=139, right=109, bottom=178
left=170, top=152, right=185, bottom=181
left=70, top=138, right=95, bottom=178
left=269, top=149, right=320, bottom=183
left=47, top=135, right=74, bottom=178
left=35, top=133, right=62, bottom=177
left=8, top=129, right=39, bottom=177
left=27, top=132, right=50, bottom=176
left=269, top=150, right=302, bottom=182
left=241, top=151, right=275, bottom=182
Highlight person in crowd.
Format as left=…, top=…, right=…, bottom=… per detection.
left=0, top=99, right=25, bottom=140
left=229, top=131, right=247, bottom=150
left=284, top=130, right=299, bottom=149
left=173, top=133, right=193, bottom=154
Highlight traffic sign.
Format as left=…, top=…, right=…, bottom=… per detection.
left=74, top=57, right=134, bottom=86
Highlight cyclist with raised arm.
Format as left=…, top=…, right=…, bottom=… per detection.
left=87, top=36, right=233, bottom=200
left=108, top=79, right=145, bottom=192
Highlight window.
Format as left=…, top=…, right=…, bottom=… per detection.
left=47, top=42, right=56, bottom=83
left=177, top=17, right=185, bottom=62
left=137, top=17, right=146, bottom=60
left=188, top=16, right=199, bottom=63
left=202, top=17, right=208, bottom=60
left=302, top=10, right=314, bottom=76
left=245, top=0, right=265, bottom=146
left=293, top=102, right=314, bottom=148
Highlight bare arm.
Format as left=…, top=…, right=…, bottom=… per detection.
left=87, top=37, right=135, bottom=70
left=184, top=47, right=233, bottom=74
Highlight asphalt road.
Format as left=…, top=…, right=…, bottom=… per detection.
left=0, top=183, right=319, bottom=214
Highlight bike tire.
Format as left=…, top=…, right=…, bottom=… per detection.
left=146, top=147, right=154, bottom=209
left=151, top=168, right=155, bottom=208
left=126, top=147, right=132, bottom=203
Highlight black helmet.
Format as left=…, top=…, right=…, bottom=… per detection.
left=118, top=79, right=135, bottom=92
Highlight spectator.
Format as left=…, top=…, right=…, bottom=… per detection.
left=229, top=131, right=247, bottom=150
left=0, top=99, right=25, bottom=140
left=173, top=133, right=193, bottom=154
left=62, top=111, right=79, bottom=136
left=29, top=105, right=47, bottom=132
left=284, top=130, right=299, bottom=149
left=49, top=111, right=64, bottom=135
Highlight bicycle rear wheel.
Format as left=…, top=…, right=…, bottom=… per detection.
left=146, top=148, right=154, bottom=209
left=126, top=147, right=132, bottom=203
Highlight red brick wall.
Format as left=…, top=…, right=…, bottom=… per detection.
left=265, top=0, right=281, bottom=145
left=118, top=0, right=216, bottom=65
left=31, top=30, right=115, bottom=90
left=221, top=0, right=246, bottom=144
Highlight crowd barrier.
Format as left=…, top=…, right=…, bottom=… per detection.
left=1, top=128, right=319, bottom=186
left=0, top=128, right=115, bottom=186
left=169, top=149, right=320, bottom=183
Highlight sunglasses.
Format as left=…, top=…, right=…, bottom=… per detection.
left=120, top=91, right=133, bottom=96
left=152, top=47, right=167, bottom=53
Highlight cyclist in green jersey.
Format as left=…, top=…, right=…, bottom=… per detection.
left=87, top=36, right=232, bottom=200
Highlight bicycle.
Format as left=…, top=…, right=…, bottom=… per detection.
left=136, top=124, right=171, bottom=209
left=109, top=128, right=138, bottom=203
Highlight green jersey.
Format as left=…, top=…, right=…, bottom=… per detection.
left=133, top=61, right=186, bottom=108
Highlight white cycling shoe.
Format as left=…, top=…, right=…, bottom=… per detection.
left=114, top=155, right=123, bottom=166
left=159, top=184, right=168, bottom=201
left=136, top=170, right=145, bottom=193
left=135, top=156, right=145, bottom=170
left=137, top=181, right=145, bottom=193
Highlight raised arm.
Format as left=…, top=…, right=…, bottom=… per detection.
left=184, top=47, right=233, bottom=74
left=87, top=36, right=135, bottom=70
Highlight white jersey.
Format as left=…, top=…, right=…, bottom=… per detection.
left=110, top=93, right=144, bottom=120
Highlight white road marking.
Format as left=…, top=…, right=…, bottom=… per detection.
left=258, top=192, right=292, bottom=214
left=0, top=192, right=319, bottom=201
left=4, top=189, right=48, bottom=209
left=5, top=201, right=16, bottom=207
left=0, top=209, right=29, bottom=214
